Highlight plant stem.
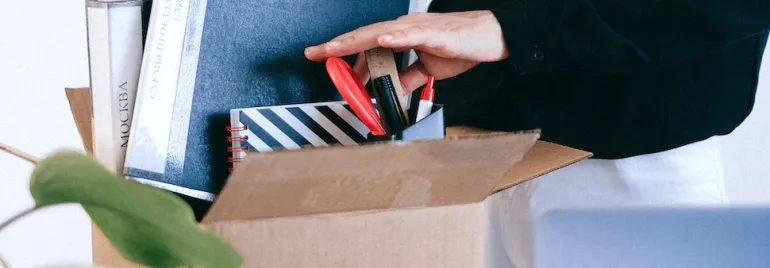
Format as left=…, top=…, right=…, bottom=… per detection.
left=0, top=203, right=90, bottom=268
left=0, top=204, right=62, bottom=233
left=0, top=254, right=9, bottom=268
left=0, top=142, right=39, bottom=164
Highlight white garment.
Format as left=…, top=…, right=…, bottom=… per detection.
left=491, top=136, right=729, bottom=268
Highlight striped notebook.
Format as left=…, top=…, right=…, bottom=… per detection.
left=228, top=101, right=375, bottom=169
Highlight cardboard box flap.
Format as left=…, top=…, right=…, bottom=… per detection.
left=202, top=131, right=540, bottom=223
left=65, top=87, right=94, bottom=154
left=494, top=141, right=592, bottom=193
left=445, top=126, right=592, bottom=193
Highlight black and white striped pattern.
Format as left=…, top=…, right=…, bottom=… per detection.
left=229, top=101, right=375, bottom=159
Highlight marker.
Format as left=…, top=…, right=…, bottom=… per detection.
left=365, top=48, right=409, bottom=124
left=372, top=74, right=408, bottom=134
left=414, top=76, right=435, bottom=122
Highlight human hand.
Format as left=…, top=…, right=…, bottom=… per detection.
left=304, top=10, right=509, bottom=93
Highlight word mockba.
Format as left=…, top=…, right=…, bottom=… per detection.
left=117, top=81, right=132, bottom=147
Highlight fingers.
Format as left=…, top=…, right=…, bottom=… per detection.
left=304, top=36, right=378, bottom=62
left=305, top=22, right=411, bottom=62
left=329, top=13, right=435, bottom=43
left=352, top=52, right=370, bottom=85
left=413, top=52, right=480, bottom=82
left=377, top=25, right=458, bottom=59
left=330, top=20, right=391, bottom=42
left=399, top=53, right=480, bottom=93
left=398, top=61, right=431, bottom=94
left=304, top=13, right=442, bottom=62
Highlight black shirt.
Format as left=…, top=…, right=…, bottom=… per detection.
left=428, top=0, right=770, bottom=159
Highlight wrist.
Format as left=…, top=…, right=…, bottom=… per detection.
left=480, top=10, right=510, bottom=61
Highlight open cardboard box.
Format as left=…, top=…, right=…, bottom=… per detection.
left=65, top=88, right=591, bottom=267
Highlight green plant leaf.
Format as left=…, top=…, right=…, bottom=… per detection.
left=29, top=150, right=242, bottom=268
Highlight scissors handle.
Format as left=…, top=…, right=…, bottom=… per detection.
left=326, top=57, right=387, bottom=136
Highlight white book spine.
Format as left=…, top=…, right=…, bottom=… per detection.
left=86, top=0, right=144, bottom=174
left=124, top=0, right=191, bottom=174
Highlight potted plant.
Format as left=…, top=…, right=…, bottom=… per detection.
left=0, top=143, right=243, bottom=268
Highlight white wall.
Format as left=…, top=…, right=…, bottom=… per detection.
left=0, top=0, right=92, bottom=267
left=721, top=46, right=770, bottom=204
left=0, top=1, right=768, bottom=267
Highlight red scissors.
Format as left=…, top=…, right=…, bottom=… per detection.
left=325, top=57, right=387, bottom=136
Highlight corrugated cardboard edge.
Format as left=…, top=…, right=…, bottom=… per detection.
left=446, top=126, right=592, bottom=192
left=65, top=87, right=145, bottom=268
left=494, top=141, right=592, bottom=193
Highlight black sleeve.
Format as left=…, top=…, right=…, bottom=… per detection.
left=486, top=0, right=770, bottom=75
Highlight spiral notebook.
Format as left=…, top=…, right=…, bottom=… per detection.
left=228, top=100, right=447, bottom=176
left=227, top=101, right=373, bottom=169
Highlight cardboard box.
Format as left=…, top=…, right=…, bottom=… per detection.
left=65, top=88, right=591, bottom=267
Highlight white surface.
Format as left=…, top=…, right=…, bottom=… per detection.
left=0, top=1, right=768, bottom=267
left=0, top=1, right=93, bottom=267
left=496, top=135, right=729, bottom=268
left=720, top=45, right=770, bottom=204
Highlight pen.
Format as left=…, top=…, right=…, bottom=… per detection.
left=414, top=76, right=435, bottom=122
left=372, top=74, right=408, bottom=134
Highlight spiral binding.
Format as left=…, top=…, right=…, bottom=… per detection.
left=226, top=136, right=249, bottom=142
left=226, top=125, right=249, bottom=173
left=226, top=125, right=247, bottom=131
left=227, top=146, right=248, bottom=152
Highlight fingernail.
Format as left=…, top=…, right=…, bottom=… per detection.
left=380, top=34, right=393, bottom=42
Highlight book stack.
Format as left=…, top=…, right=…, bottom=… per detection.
left=85, top=0, right=418, bottom=218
